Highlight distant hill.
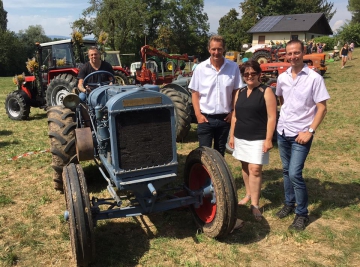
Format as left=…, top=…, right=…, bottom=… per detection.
left=48, top=35, right=69, bottom=40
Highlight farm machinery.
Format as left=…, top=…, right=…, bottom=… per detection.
left=5, top=39, right=130, bottom=121
left=145, top=47, right=186, bottom=72
left=135, top=45, right=197, bottom=141
left=250, top=45, right=327, bottom=76
left=47, top=71, right=238, bottom=266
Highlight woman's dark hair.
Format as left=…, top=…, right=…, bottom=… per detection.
left=240, top=60, right=262, bottom=76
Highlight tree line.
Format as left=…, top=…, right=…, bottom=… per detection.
left=1, top=0, right=359, bottom=77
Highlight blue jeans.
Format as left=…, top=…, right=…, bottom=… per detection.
left=277, top=132, right=313, bottom=216
left=79, top=92, right=87, bottom=102
left=197, top=114, right=230, bottom=156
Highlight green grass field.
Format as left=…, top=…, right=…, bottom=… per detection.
left=0, top=52, right=359, bottom=267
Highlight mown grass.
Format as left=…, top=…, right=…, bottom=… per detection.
left=0, top=51, right=359, bottom=267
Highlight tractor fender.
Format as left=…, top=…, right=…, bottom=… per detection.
left=17, top=88, right=32, bottom=104
left=75, top=127, right=94, bottom=161
left=164, top=83, right=191, bottom=98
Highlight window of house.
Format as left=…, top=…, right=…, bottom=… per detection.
left=258, top=36, right=265, bottom=44
left=291, top=35, right=298, bottom=40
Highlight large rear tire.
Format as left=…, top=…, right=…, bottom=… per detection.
left=114, top=71, right=129, bottom=85
left=63, top=163, right=95, bottom=266
left=47, top=106, right=77, bottom=191
left=184, top=147, right=237, bottom=238
left=252, top=51, right=271, bottom=64
left=160, top=87, right=191, bottom=142
left=5, top=91, right=30, bottom=120
left=46, top=74, right=77, bottom=106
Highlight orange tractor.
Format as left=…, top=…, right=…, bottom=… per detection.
left=251, top=45, right=327, bottom=76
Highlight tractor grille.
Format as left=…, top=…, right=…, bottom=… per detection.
left=116, top=108, right=173, bottom=170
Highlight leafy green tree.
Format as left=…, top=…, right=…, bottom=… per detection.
left=72, top=0, right=147, bottom=53
left=17, top=25, right=52, bottom=58
left=0, top=31, right=27, bottom=76
left=265, top=0, right=335, bottom=21
left=72, top=0, right=209, bottom=57
left=0, top=0, right=7, bottom=31
left=218, top=9, right=242, bottom=51
left=348, top=0, right=360, bottom=23
left=156, top=0, right=209, bottom=55
left=336, top=22, right=360, bottom=45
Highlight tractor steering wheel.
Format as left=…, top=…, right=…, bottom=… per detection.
left=83, top=70, right=116, bottom=88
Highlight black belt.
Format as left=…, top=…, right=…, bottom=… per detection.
left=202, top=113, right=229, bottom=119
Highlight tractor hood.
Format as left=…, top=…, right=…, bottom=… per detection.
left=88, top=84, right=164, bottom=109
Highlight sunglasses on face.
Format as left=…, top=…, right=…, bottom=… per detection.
left=243, top=72, right=258, bottom=77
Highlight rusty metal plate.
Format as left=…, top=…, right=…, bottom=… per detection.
left=123, top=97, right=162, bottom=107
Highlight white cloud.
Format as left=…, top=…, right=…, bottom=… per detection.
left=332, top=20, right=346, bottom=32
left=7, top=14, right=74, bottom=36
left=3, top=0, right=85, bottom=9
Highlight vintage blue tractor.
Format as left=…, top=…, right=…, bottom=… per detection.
left=47, top=71, right=238, bottom=266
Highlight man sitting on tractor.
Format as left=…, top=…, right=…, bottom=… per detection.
left=77, top=46, right=115, bottom=101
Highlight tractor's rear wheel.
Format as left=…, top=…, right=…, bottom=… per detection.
left=46, top=74, right=77, bottom=106
left=5, top=91, right=30, bottom=120
left=266, top=78, right=277, bottom=88
left=252, top=51, right=271, bottom=64
left=114, top=71, right=129, bottom=85
left=47, top=106, right=77, bottom=192
left=184, top=147, right=237, bottom=238
left=160, top=87, right=191, bottom=142
left=63, top=163, right=95, bottom=266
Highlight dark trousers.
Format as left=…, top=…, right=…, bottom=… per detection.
left=197, top=114, right=230, bottom=156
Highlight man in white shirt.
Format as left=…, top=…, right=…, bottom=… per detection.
left=189, top=35, right=243, bottom=156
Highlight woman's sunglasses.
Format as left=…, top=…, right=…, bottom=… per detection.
left=243, top=72, right=258, bottom=77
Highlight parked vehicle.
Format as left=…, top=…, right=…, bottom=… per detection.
left=225, top=51, right=240, bottom=62
left=48, top=74, right=238, bottom=266
left=5, top=39, right=130, bottom=121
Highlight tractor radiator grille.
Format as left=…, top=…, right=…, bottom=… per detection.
left=116, top=108, right=173, bottom=170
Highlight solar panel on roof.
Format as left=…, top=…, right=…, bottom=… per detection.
left=250, top=15, right=284, bottom=32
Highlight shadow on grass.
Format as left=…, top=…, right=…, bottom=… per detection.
left=261, top=171, right=360, bottom=225
left=28, top=112, right=47, bottom=120
left=0, top=130, right=12, bottom=136
left=91, top=221, right=150, bottom=267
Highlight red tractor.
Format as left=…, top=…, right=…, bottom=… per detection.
left=251, top=45, right=327, bottom=76
left=5, top=39, right=130, bottom=120
left=135, top=45, right=192, bottom=85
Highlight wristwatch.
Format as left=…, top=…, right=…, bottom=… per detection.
left=308, top=128, right=315, bottom=134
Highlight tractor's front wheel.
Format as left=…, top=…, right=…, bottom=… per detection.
left=160, top=87, right=191, bottom=142
left=114, top=71, right=129, bottom=85
left=47, top=106, right=77, bottom=191
left=63, top=163, right=95, bottom=266
left=46, top=74, right=77, bottom=106
left=184, top=147, right=237, bottom=238
left=5, top=91, right=30, bottom=120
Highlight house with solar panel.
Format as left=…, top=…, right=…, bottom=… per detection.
left=247, top=13, right=333, bottom=46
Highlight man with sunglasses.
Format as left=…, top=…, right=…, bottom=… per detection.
left=275, top=40, right=330, bottom=231
left=189, top=35, right=243, bottom=156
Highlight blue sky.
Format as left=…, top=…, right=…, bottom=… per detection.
left=3, top=0, right=352, bottom=37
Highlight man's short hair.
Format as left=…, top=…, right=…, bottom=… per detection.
left=286, top=39, right=304, bottom=52
left=208, top=35, right=226, bottom=51
left=87, top=46, right=100, bottom=53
